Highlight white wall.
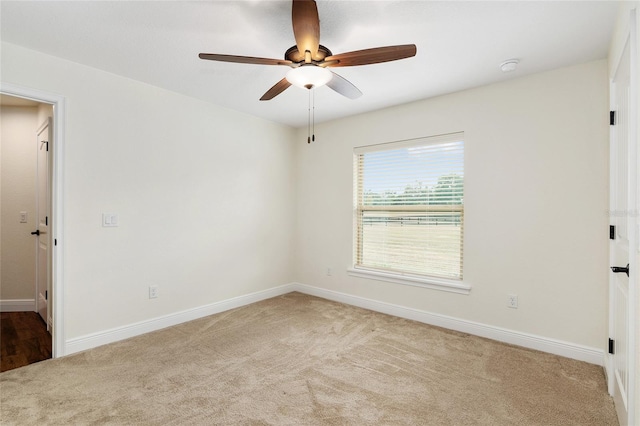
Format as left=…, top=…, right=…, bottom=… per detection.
left=0, top=105, right=38, bottom=302
left=1, top=42, right=296, bottom=341
left=294, top=60, right=609, bottom=350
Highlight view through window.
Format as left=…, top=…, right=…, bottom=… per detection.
left=354, top=133, right=464, bottom=281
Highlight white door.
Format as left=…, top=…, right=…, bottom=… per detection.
left=35, top=117, right=52, bottom=331
left=608, top=21, right=638, bottom=426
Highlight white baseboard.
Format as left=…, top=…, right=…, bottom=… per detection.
left=64, top=284, right=294, bottom=355
left=0, top=299, right=36, bottom=312
left=289, top=283, right=604, bottom=366
left=64, top=282, right=604, bottom=366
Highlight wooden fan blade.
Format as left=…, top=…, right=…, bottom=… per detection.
left=324, top=44, right=417, bottom=68
left=199, top=53, right=292, bottom=67
left=260, top=78, right=292, bottom=101
left=327, top=71, right=362, bottom=100
left=292, top=0, right=320, bottom=61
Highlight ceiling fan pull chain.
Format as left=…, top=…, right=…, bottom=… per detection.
left=307, top=88, right=311, bottom=144
left=312, top=88, right=315, bottom=142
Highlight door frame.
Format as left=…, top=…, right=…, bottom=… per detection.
left=1, top=82, right=65, bottom=358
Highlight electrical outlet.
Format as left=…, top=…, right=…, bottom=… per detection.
left=507, top=294, right=518, bottom=309
left=149, top=285, right=158, bottom=299
left=102, top=213, right=119, bottom=227
left=326, top=267, right=332, bottom=276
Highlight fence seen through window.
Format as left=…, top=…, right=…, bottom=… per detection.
left=354, top=134, right=464, bottom=280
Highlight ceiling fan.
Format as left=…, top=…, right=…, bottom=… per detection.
left=199, top=0, right=417, bottom=101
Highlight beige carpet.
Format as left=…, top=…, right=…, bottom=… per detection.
left=0, top=292, right=617, bottom=425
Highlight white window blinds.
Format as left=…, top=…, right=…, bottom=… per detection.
left=354, top=133, right=464, bottom=280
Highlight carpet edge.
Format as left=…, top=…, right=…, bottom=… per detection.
left=65, top=282, right=604, bottom=366
left=64, top=284, right=296, bottom=355
left=291, top=282, right=605, bottom=366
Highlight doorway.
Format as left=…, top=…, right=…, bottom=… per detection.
left=0, top=82, right=65, bottom=360
left=0, top=95, right=53, bottom=371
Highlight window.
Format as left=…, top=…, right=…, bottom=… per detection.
left=351, top=133, right=468, bottom=293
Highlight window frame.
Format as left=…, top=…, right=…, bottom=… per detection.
left=350, top=132, right=470, bottom=294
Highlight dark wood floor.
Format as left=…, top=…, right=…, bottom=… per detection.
left=1, top=311, right=52, bottom=372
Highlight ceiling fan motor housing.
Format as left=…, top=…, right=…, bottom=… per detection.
left=285, top=45, right=333, bottom=64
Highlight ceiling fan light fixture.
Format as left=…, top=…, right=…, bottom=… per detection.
left=286, top=65, right=332, bottom=89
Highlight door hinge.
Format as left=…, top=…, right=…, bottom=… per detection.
left=45, top=290, right=48, bottom=301
left=45, top=216, right=48, bottom=226
left=610, top=225, right=615, bottom=240
left=46, top=141, right=49, bottom=152
left=610, top=111, right=616, bottom=126
left=609, top=338, right=615, bottom=355
left=54, top=239, right=57, bottom=246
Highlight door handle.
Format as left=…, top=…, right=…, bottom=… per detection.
left=30, top=230, right=40, bottom=236
left=611, top=264, right=629, bottom=277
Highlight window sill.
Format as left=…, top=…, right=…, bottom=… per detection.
left=346, top=267, right=471, bottom=295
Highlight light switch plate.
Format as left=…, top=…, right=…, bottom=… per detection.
left=20, top=211, right=28, bottom=223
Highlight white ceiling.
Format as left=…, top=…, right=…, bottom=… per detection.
left=1, top=1, right=620, bottom=128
